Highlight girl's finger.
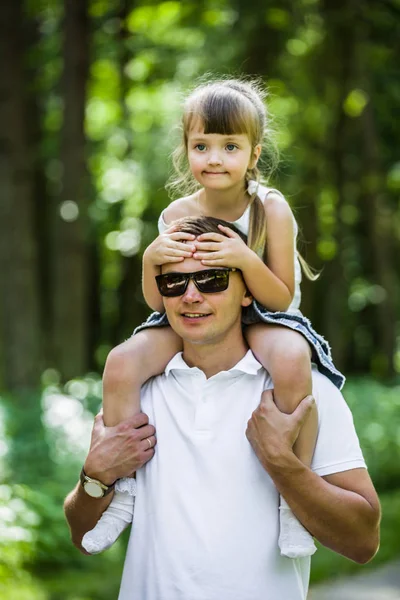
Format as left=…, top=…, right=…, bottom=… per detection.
left=161, top=255, right=185, bottom=263
left=193, top=242, right=221, bottom=252
left=196, top=233, right=225, bottom=242
left=200, top=258, right=224, bottom=265
left=169, top=232, right=196, bottom=241
left=173, top=242, right=197, bottom=252
left=217, top=224, right=238, bottom=238
left=166, top=248, right=193, bottom=257
left=192, top=251, right=221, bottom=260
left=161, top=241, right=194, bottom=253
left=164, top=224, right=180, bottom=233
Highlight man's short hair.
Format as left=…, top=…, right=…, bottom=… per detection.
left=170, top=216, right=248, bottom=244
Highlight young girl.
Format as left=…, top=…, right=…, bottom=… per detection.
left=82, top=78, right=345, bottom=558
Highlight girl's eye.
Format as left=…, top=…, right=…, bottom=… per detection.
left=195, top=144, right=206, bottom=152
left=226, top=144, right=237, bottom=152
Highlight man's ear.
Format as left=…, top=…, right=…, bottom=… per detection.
left=241, top=289, right=253, bottom=308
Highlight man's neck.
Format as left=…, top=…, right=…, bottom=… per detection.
left=181, top=334, right=249, bottom=379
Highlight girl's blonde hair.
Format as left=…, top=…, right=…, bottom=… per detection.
left=167, top=76, right=317, bottom=280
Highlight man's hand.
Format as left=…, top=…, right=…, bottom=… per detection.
left=64, top=412, right=156, bottom=551
left=246, top=390, right=314, bottom=470
left=84, top=412, right=157, bottom=485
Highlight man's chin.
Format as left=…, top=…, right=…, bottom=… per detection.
left=171, top=318, right=215, bottom=344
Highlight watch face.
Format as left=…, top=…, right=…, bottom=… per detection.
left=84, top=481, right=104, bottom=498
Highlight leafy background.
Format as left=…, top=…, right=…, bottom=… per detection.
left=0, top=0, right=399, bottom=597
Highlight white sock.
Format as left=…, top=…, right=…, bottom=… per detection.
left=278, top=496, right=317, bottom=559
left=82, top=478, right=136, bottom=555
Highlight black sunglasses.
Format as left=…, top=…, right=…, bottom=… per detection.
left=156, top=268, right=238, bottom=297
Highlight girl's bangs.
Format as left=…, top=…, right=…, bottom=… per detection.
left=186, top=91, right=255, bottom=136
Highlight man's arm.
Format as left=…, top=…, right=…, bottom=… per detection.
left=64, top=482, right=113, bottom=553
left=64, top=412, right=156, bottom=553
left=246, top=392, right=380, bottom=564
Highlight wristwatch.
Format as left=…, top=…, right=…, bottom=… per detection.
left=80, top=468, right=116, bottom=498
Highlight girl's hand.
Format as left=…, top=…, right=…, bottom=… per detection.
left=144, top=225, right=196, bottom=266
left=193, top=224, right=252, bottom=269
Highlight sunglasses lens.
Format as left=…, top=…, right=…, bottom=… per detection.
left=156, top=269, right=232, bottom=297
left=157, top=274, right=187, bottom=297
left=196, top=270, right=229, bottom=292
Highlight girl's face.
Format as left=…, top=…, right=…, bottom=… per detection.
left=187, top=122, right=261, bottom=193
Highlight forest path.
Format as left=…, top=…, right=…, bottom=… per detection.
left=309, top=558, right=400, bottom=599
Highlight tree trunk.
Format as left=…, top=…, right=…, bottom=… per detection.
left=51, top=0, right=90, bottom=380
left=352, top=9, right=398, bottom=376
left=360, top=101, right=397, bottom=376
left=234, top=0, right=293, bottom=77
left=0, top=0, right=53, bottom=483
left=315, top=0, right=359, bottom=372
left=114, top=0, right=148, bottom=344
left=0, top=0, right=42, bottom=393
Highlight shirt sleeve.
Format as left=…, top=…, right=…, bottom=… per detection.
left=311, top=368, right=366, bottom=477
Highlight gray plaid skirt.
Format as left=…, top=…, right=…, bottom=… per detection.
left=134, top=300, right=345, bottom=390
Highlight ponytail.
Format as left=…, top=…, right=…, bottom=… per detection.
left=247, top=171, right=319, bottom=281
left=248, top=194, right=268, bottom=258
left=246, top=163, right=268, bottom=258
left=297, top=252, right=320, bottom=281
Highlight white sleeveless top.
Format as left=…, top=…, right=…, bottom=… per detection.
left=158, top=181, right=302, bottom=311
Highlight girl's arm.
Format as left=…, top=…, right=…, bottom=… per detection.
left=240, top=197, right=295, bottom=310
left=194, top=195, right=296, bottom=312
left=142, top=252, right=164, bottom=312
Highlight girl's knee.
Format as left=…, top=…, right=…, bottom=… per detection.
left=247, top=325, right=311, bottom=364
left=250, top=327, right=312, bottom=392
left=276, top=331, right=312, bottom=366
left=104, top=340, right=142, bottom=388
left=104, top=328, right=182, bottom=388
left=272, top=336, right=312, bottom=385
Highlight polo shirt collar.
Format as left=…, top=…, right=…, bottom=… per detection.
left=165, top=350, right=263, bottom=377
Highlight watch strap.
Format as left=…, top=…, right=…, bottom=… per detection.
left=80, top=468, right=116, bottom=497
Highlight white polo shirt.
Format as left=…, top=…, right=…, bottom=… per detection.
left=118, top=351, right=366, bottom=600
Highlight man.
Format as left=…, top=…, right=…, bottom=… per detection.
left=64, top=216, right=380, bottom=600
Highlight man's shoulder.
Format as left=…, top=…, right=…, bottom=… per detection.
left=311, top=367, right=346, bottom=405
left=140, top=352, right=183, bottom=395
left=310, top=367, right=359, bottom=435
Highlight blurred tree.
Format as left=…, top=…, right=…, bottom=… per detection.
left=115, top=0, right=147, bottom=343
left=0, top=0, right=52, bottom=482
left=357, top=5, right=398, bottom=376
left=0, top=0, right=43, bottom=393
left=51, top=0, right=91, bottom=379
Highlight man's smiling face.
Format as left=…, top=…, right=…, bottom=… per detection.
left=161, top=255, right=252, bottom=347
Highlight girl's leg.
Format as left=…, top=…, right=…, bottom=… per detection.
left=102, top=327, right=183, bottom=426
left=82, top=326, right=182, bottom=554
left=245, top=323, right=318, bottom=558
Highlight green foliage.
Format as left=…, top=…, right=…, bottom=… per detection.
left=0, top=484, right=38, bottom=595
left=0, top=378, right=124, bottom=599
left=343, top=378, right=400, bottom=492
